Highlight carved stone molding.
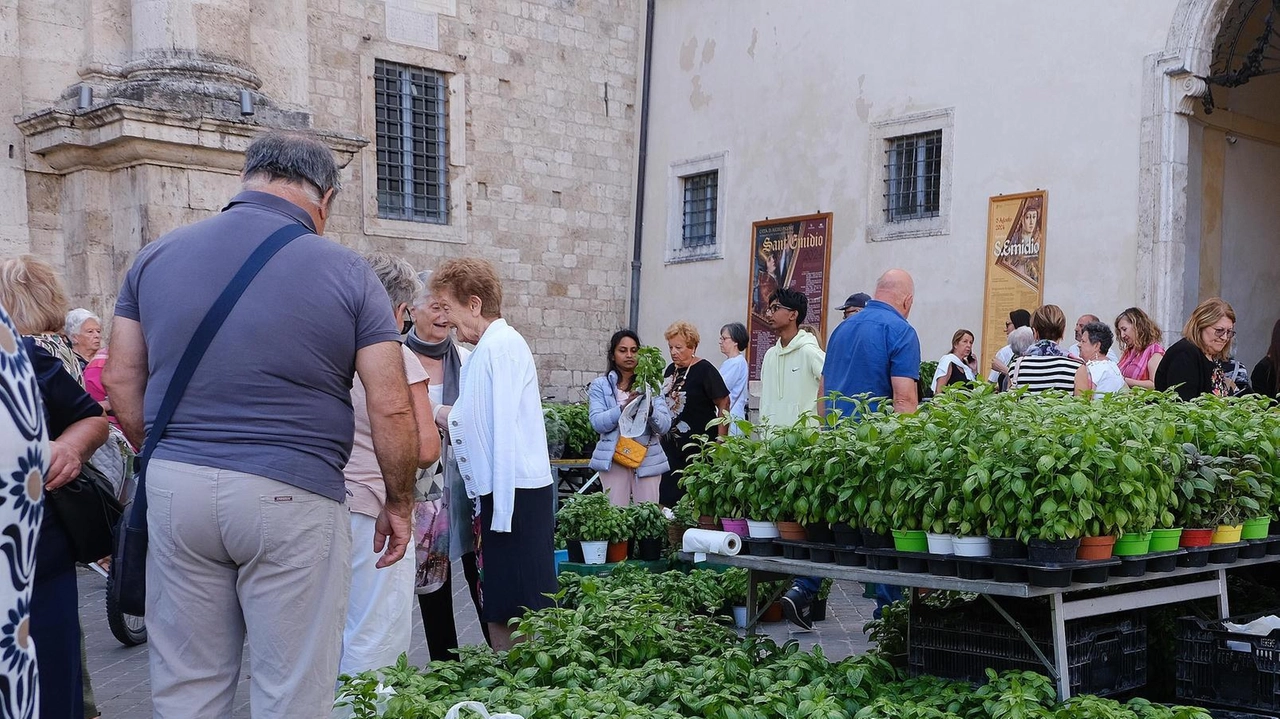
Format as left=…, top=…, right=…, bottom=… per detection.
left=1176, top=73, right=1210, bottom=115
left=16, top=101, right=368, bottom=175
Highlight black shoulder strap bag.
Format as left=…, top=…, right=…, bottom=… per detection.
left=109, top=222, right=310, bottom=617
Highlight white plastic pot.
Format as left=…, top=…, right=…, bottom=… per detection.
left=580, top=540, right=608, bottom=565
left=926, top=532, right=955, bottom=555
left=952, top=536, right=992, bottom=557
left=746, top=520, right=780, bottom=539
left=732, top=605, right=749, bottom=629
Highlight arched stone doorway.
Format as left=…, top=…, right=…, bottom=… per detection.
left=1142, top=0, right=1280, bottom=365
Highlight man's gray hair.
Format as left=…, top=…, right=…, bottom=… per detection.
left=1008, top=326, right=1036, bottom=356
left=241, top=132, right=342, bottom=200
left=65, top=307, right=99, bottom=338
left=365, top=252, right=420, bottom=308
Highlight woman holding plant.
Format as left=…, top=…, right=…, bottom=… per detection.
left=588, top=330, right=673, bottom=506
left=1156, top=297, right=1237, bottom=400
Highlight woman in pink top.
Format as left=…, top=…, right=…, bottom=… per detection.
left=1115, top=307, right=1165, bottom=389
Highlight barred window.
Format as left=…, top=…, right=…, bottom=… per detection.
left=375, top=60, right=448, bottom=224
left=681, top=171, right=718, bottom=249
left=884, top=130, right=942, bottom=222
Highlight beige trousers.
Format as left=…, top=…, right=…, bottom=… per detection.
left=146, top=459, right=352, bottom=719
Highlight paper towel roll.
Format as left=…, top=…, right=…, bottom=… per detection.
left=682, top=528, right=741, bottom=557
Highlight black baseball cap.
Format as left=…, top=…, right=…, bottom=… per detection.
left=839, top=292, right=871, bottom=310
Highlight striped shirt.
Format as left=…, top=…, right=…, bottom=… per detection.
left=1009, top=354, right=1080, bottom=392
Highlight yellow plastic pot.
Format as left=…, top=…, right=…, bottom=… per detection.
left=1212, top=524, right=1243, bottom=544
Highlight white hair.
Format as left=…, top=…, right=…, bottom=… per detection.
left=65, top=307, right=99, bottom=338
left=1008, top=326, right=1036, bottom=356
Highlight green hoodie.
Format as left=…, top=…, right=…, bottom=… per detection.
left=759, top=329, right=825, bottom=426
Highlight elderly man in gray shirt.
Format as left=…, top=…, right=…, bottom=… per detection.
left=105, top=132, right=419, bottom=718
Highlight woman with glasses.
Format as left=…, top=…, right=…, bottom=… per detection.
left=717, top=323, right=749, bottom=435
left=1155, top=297, right=1237, bottom=400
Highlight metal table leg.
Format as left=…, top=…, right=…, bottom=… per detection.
left=1049, top=593, right=1071, bottom=700
left=746, top=570, right=759, bottom=636
left=1216, top=568, right=1231, bottom=618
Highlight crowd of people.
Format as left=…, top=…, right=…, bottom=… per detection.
left=4, top=130, right=1280, bottom=719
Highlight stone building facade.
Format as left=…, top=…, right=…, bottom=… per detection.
left=8, top=0, right=644, bottom=398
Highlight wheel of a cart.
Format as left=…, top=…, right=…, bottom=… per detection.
left=105, top=562, right=147, bottom=646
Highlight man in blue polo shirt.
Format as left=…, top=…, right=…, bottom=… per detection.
left=781, top=269, right=920, bottom=630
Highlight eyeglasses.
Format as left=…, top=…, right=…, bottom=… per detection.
left=1211, top=327, right=1237, bottom=339
left=766, top=304, right=794, bottom=315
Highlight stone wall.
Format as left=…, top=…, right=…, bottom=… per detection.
left=11, top=0, right=645, bottom=399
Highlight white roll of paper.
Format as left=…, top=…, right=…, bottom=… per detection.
left=682, top=528, right=742, bottom=562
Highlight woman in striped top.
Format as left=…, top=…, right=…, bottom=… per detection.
left=1009, top=304, right=1081, bottom=393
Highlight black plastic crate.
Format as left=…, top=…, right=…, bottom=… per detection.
left=1176, top=612, right=1280, bottom=712
left=908, top=597, right=1146, bottom=697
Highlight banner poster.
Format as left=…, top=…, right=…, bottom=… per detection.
left=746, top=213, right=833, bottom=381
left=981, top=191, right=1047, bottom=368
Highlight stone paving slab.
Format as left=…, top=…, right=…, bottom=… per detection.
left=80, top=566, right=876, bottom=718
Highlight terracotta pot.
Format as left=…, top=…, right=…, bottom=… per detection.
left=1077, top=535, right=1116, bottom=560
left=697, top=515, right=720, bottom=531
left=1180, top=527, right=1214, bottom=547
left=760, top=601, right=784, bottom=623
left=606, top=540, right=629, bottom=562
left=776, top=521, right=807, bottom=541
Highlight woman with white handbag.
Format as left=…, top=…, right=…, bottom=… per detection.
left=587, top=330, right=673, bottom=506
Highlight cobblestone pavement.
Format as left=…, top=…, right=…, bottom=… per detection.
left=80, top=566, right=877, bottom=718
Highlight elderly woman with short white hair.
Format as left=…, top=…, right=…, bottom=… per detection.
left=65, top=307, right=102, bottom=367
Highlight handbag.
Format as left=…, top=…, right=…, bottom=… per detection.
left=46, top=462, right=123, bottom=564
left=108, top=222, right=311, bottom=617
left=612, top=435, right=647, bottom=469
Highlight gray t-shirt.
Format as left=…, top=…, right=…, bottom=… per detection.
left=115, top=191, right=401, bottom=501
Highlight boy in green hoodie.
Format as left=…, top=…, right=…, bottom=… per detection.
left=760, top=288, right=826, bottom=427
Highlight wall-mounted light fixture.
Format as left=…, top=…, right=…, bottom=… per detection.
left=77, top=85, right=93, bottom=110
left=240, top=89, right=255, bottom=116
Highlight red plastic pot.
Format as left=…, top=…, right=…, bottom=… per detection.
left=606, top=541, right=629, bottom=563
left=1180, top=528, right=1214, bottom=547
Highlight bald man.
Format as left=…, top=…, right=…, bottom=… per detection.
left=781, top=269, right=920, bottom=630
left=1067, top=313, right=1121, bottom=362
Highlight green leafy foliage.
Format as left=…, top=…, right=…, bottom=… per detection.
left=626, top=502, right=668, bottom=540
left=633, top=346, right=667, bottom=395
left=557, top=492, right=628, bottom=543
left=543, top=402, right=596, bottom=458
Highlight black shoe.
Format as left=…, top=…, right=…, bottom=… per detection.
left=781, top=587, right=814, bottom=631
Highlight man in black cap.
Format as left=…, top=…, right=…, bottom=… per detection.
left=988, top=308, right=1032, bottom=388
left=837, top=292, right=871, bottom=321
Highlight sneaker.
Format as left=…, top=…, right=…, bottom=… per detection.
left=780, top=587, right=814, bottom=631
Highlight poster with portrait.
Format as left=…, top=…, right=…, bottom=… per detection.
left=746, top=213, right=833, bottom=381
left=981, top=191, right=1047, bottom=368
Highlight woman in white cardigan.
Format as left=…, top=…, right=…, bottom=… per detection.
left=431, top=258, right=555, bottom=651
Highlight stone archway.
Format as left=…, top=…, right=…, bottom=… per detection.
left=1137, top=0, right=1235, bottom=340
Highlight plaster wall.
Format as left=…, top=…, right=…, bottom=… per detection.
left=1220, top=135, right=1280, bottom=367
left=638, top=0, right=1181, bottom=369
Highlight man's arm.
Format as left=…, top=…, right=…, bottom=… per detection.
left=102, top=317, right=149, bottom=449
left=356, top=340, right=419, bottom=567
left=48, top=416, right=109, bottom=490
left=890, top=376, right=919, bottom=414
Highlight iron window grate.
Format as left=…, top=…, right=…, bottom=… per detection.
left=375, top=60, right=448, bottom=224
left=884, top=130, right=942, bottom=222
left=682, top=171, right=718, bottom=249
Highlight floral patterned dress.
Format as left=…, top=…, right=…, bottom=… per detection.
left=0, top=305, right=49, bottom=719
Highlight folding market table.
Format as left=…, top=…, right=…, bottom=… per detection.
left=680, top=550, right=1280, bottom=700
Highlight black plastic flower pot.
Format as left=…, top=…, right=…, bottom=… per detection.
left=1146, top=553, right=1178, bottom=572
left=743, top=537, right=780, bottom=557
left=567, top=540, right=584, bottom=564
left=633, top=537, right=664, bottom=561
left=1074, top=564, right=1111, bottom=584
left=928, top=558, right=957, bottom=576
left=781, top=543, right=810, bottom=561
left=1208, top=545, right=1240, bottom=564
left=1269, top=539, right=1280, bottom=556
left=1028, top=567, right=1072, bottom=588
left=1239, top=541, right=1267, bottom=559
left=866, top=554, right=897, bottom=571
left=989, top=537, right=1029, bottom=559
left=1109, top=558, right=1147, bottom=578
left=897, top=556, right=928, bottom=573
left=1271, top=517, right=1280, bottom=536
left=955, top=561, right=993, bottom=580
left=805, top=523, right=835, bottom=544
left=1178, top=549, right=1211, bottom=568
left=992, top=565, right=1028, bottom=583
left=833, top=523, right=860, bottom=547
left=835, top=548, right=865, bottom=566
left=809, top=546, right=836, bottom=563
left=861, top=529, right=894, bottom=550
left=1028, top=538, right=1081, bottom=563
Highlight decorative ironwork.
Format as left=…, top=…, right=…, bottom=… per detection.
left=884, top=130, right=942, bottom=222
left=681, top=171, right=718, bottom=249
left=1202, top=0, right=1280, bottom=113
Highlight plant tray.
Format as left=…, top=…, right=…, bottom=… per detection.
left=955, top=560, right=994, bottom=580
left=1208, top=542, right=1245, bottom=565
left=1176, top=611, right=1280, bottom=712
left=910, top=597, right=1146, bottom=697
left=1179, top=545, right=1213, bottom=568
left=775, top=540, right=810, bottom=561
left=773, top=539, right=838, bottom=563
left=835, top=548, right=866, bottom=566
left=1075, top=564, right=1112, bottom=584
left=1109, top=557, right=1147, bottom=578
left=1269, top=538, right=1280, bottom=556
left=928, top=558, right=958, bottom=576
left=992, top=565, right=1028, bottom=583
left=742, top=537, right=780, bottom=557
